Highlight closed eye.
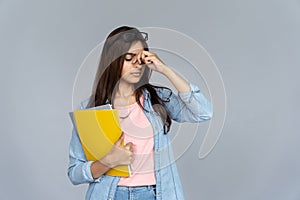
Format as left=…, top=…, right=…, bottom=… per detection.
left=124, top=53, right=136, bottom=61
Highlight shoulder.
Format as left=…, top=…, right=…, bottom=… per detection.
left=77, top=96, right=91, bottom=110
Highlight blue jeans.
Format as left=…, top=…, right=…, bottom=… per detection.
left=114, top=185, right=156, bottom=200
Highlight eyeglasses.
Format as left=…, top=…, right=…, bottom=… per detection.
left=107, top=31, right=148, bottom=48
left=122, top=31, right=148, bottom=42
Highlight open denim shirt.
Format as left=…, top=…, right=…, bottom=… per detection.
left=68, top=82, right=213, bottom=200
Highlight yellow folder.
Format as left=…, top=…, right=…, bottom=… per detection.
left=70, top=106, right=131, bottom=177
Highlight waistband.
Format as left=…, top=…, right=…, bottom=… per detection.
left=117, top=185, right=156, bottom=191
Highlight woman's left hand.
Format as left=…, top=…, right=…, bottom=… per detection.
left=136, top=50, right=169, bottom=74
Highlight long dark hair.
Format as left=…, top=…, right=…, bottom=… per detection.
left=87, top=26, right=172, bottom=134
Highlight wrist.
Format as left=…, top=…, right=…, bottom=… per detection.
left=100, top=154, right=115, bottom=168
left=90, top=159, right=111, bottom=179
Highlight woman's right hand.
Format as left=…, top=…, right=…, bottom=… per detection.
left=100, top=133, right=134, bottom=168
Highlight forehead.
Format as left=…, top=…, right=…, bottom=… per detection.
left=128, top=41, right=144, bottom=54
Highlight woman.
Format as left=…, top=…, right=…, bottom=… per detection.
left=68, top=26, right=213, bottom=200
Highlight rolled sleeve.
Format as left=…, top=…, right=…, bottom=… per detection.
left=178, top=82, right=201, bottom=103
left=83, top=161, right=95, bottom=181
left=158, top=82, right=213, bottom=123
left=178, top=90, right=192, bottom=103
left=83, top=161, right=103, bottom=183
left=68, top=127, right=97, bottom=185
left=177, top=85, right=192, bottom=103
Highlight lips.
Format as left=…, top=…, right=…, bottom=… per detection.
left=131, top=72, right=141, bottom=76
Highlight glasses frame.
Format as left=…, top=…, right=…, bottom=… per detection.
left=107, top=31, right=148, bottom=49
left=139, top=31, right=148, bottom=41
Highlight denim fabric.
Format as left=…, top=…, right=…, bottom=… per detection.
left=67, top=82, right=213, bottom=200
left=114, top=185, right=156, bottom=200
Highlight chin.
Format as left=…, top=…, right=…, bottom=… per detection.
left=121, top=76, right=143, bottom=85
left=131, top=80, right=142, bottom=84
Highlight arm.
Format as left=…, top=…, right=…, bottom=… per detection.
left=67, top=102, right=104, bottom=185
left=162, top=67, right=213, bottom=122
left=156, top=81, right=213, bottom=123
left=161, top=66, right=191, bottom=94
left=67, top=102, right=133, bottom=184
left=140, top=51, right=213, bottom=122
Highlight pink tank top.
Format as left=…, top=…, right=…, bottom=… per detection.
left=114, top=94, right=156, bottom=186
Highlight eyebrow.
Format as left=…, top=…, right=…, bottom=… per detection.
left=125, top=52, right=136, bottom=56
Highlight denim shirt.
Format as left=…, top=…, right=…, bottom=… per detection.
left=68, top=82, right=213, bottom=200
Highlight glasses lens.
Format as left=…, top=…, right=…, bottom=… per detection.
left=140, top=32, right=148, bottom=41
left=122, top=32, right=133, bottom=42
left=122, top=32, right=148, bottom=42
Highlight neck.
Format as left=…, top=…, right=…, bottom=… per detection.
left=116, top=81, right=135, bottom=98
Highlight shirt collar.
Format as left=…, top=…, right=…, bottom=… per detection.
left=142, top=88, right=150, bottom=100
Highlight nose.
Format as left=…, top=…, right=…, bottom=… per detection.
left=132, top=59, right=143, bottom=69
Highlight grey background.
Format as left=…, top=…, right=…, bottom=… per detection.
left=1, top=0, right=299, bottom=200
